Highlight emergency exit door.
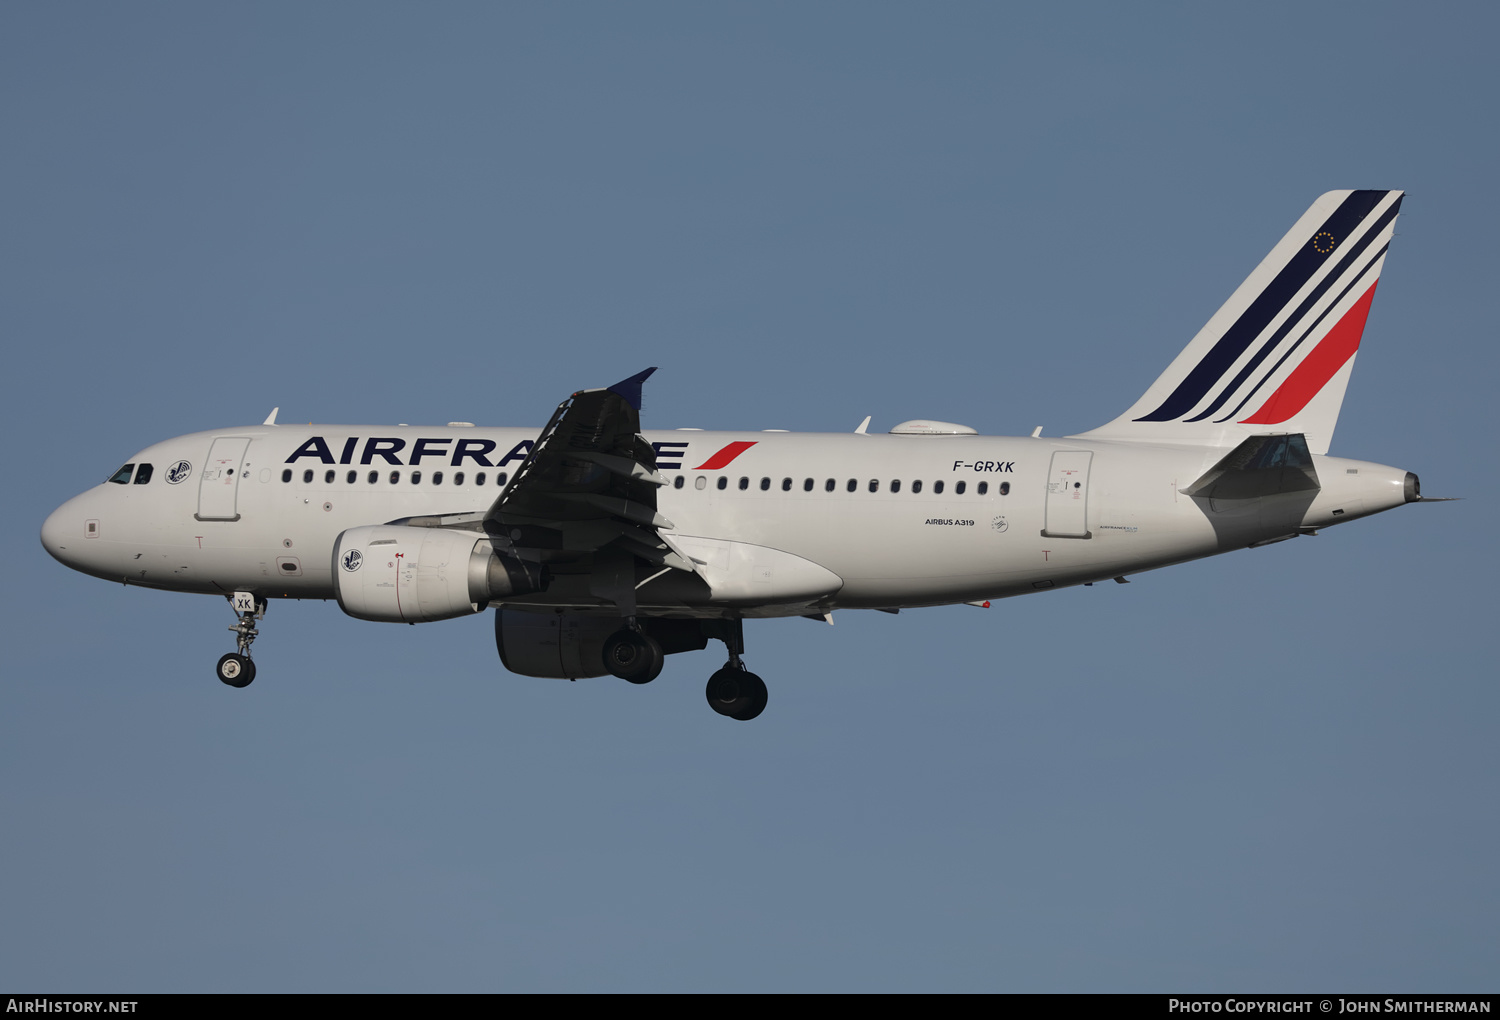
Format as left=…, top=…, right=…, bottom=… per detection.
left=1042, top=450, right=1093, bottom=539
left=197, top=437, right=252, bottom=521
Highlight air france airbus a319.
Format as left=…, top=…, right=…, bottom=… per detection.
left=42, top=190, right=1443, bottom=720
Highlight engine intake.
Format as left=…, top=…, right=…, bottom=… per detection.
left=333, top=525, right=541, bottom=623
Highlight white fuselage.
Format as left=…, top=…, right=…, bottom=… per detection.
left=41, top=423, right=1413, bottom=619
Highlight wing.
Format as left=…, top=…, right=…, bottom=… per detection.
left=482, top=368, right=697, bottom=590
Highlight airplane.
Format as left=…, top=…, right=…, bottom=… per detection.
left=41, top=189, right=1441, bottom=721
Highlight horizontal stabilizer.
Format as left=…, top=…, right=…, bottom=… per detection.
left=1180, top=434, right=1320, bottom=500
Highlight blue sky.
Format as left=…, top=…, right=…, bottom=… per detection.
left=3, top=2, right=1496, bottom=991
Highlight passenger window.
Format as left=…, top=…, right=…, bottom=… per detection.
left=109, top=464, right=135, bottom=485
left=325, top=470, right=335, bottom=484
left=738, top=477, right=749, bottom=490
left=912, top=480, right=923, bottom=494
left=803, top=478, right=813, bottom=492
left=782, top=478, right=792, bottom=491
left=760, top=477, right=770, bottom=491
left=824, top=479, right=835, bottom=492
left=933, top=480, right=944, bottom=495
left=978, top=481, right=988, bottom=495
left=281, top=469, right=293, bottom=483
left=955, top=480, right=966, bottom=495
left=476, top=472, right=486, bottom=486
left=674, top=475, right=685, bottom=489
left=347, top=470, right=357, bottom=484
left=891, top=480, right=901, bottom=493
left=411, top=471, right=422, bottom=484
left=433, top=471, right=444, bottom=485
left=999, top=481, right=1010, bottom=496
left=368, top=470, right=379, bottom=484
left=716, top=477, right=727, bottom=490
left=868, top=479, right=879, bottom=493
left=695, top=476, right=707, bottom=490
left=454, top=472, right=465, bottom=486
left=497, top=472, right=508, bottom=486
left=134, top=463, right=153, bottom=484
left=389, top=470, right=400, bottom=484
left=303, top=469, right=314, bottom=484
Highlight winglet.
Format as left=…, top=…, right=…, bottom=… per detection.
left=263, top=407, right=280, bottom=426
left=607, top=368, right=658, bottom=411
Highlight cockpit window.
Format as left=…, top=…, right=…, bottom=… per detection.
left=133, top=463, right=154, bottom=484
left=108, top=464, right=135, bottom=484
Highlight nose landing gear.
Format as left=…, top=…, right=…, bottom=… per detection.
left=217, top=591, right=265, bottom=688
left=216, top=652, right=255, bottom=688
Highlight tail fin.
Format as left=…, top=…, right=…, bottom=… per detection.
left=1074, top=190, right=1403, bottom=454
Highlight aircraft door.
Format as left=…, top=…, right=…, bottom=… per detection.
left=197, top=437, right=252, bottom=521
left=1042, top=450, right=1093, bottom=539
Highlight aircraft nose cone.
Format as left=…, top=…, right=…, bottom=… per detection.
left=41, top=498, right=90, bottom=570
left=41, top=504, right=72, bottom=564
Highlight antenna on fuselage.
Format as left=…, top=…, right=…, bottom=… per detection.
left=263, top=407, right=280, bottom=426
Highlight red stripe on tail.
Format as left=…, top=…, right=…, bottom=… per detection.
left=1240, top=282, right=1379, bottom=425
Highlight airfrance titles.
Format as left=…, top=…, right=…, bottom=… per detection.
left=285, top=436, right=533, bottom=468
left=285, top=437, right=693, bottom=470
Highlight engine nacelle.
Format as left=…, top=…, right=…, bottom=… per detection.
left=494, top=609, right=620, bottom=679
left=333, top=525, right=540, bottom=623
left=495, top=610, right=713, bottom=679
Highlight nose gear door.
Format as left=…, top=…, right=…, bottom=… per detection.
left=197, top=437, right=252, bottom=521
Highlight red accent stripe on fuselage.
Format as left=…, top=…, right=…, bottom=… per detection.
left=692, top=441, right=758, bottom=470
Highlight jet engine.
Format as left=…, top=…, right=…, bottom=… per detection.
left=495, top=609, right=713, bottom=679
left=494, top=609, right=620, bottom=679
left=333, top=525, right=541, bottom=623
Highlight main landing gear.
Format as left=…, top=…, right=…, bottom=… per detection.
left=602, top=621, right=665, bottom=685
left=216, top=591, right=265, bottom=689
left=706, top=660, right=768, bottom=722
left=600, top=616, right=769, bottom=720
left=703, top=618, right=766, bottom=721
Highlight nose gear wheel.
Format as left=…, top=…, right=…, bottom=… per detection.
left=217, top=653, right=255, bottom=688
left=217, top=594, right=266, bottom=689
